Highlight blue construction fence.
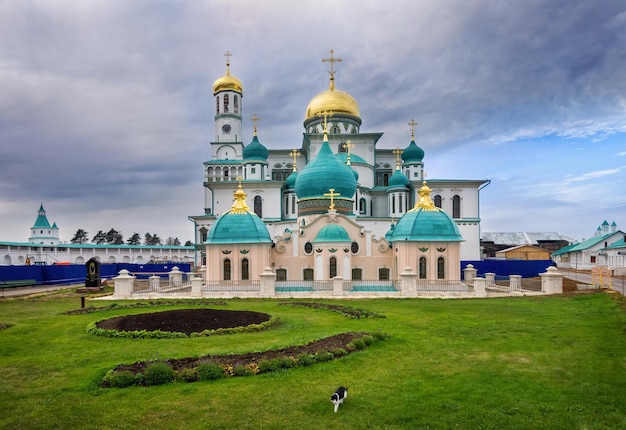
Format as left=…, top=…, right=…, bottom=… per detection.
left=0, top=263, right=191, bottom=286
left=461, top=259, right=555, bottom=280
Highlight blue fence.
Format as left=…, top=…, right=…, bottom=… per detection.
left=461, top=259, right=555, bottom=280
left=0, top=263, right=191, bottom=286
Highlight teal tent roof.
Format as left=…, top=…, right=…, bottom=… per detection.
left=401, top=140, right=424, bottom=163
left=243, top=135, right=269, bottom=161
left=294, top=139, right=356, bottom=200
left=313, top=224, right=351, bottom=242
left=32, top=204, right=52, bottom=228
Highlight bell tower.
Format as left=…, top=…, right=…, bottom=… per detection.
left=213, top=51, right=243, bottom=144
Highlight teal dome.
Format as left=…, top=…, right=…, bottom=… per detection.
left=285, top=170, right=298, bottom=190
left=313, top=224, right=351, bottom=242
left=387, top=182, right=462, bottom=242
left=388, top=168, right=409, bottom=188
left=401, top=140, right=424, bottom=163
left=243, top=135, right=269, bottom=161
left=205, top=185, right=272, bottom=244
left=295, top=140, right=357, bottom=200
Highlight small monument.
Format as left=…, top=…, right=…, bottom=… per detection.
left=85, top=257, right=101, bottom=288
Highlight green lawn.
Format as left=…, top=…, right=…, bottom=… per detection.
left=0, top=290, right=625, bottom=429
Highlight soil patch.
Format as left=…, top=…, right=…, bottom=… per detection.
left=96, top=309, right=270, bottom=335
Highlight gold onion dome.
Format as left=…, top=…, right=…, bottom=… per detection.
left=305, top=86, right=360, bottom=120
left=213, top=53, right=243, bottom=94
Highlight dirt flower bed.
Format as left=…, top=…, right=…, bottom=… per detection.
left=97, top=308, right=388, bottom=388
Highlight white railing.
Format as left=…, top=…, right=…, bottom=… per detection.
left=343, top=280, right=398, bottom=292
left=202, top=280, right=260, bottom=292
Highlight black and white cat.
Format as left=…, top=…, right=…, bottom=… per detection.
left=330, top=386, right=348, bottom=413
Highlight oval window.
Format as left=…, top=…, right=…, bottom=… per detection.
left=304, top=242, right=313, bottom=254
left=351, top=242, right=359, bottom=254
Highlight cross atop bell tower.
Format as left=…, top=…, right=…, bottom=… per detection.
left=322, top=50, right=342, bottom=90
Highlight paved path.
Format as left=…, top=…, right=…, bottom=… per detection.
left=0, top=284, right=76, bottom=298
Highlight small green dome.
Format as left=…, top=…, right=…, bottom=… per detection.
left=401, top=140, right=424, bottom=163
left=243, top=135, right=269, bottom=161
left=205, top=184, right=272, bottom=244
left=294, top=140, right=356, bottom=200
left=285, top=170, right=298, bottom=190
left=388, top=169, right=409, bottom=188
left=387, top=182, right=462, bottom=242
left=313, top=224, right=351, bottom=242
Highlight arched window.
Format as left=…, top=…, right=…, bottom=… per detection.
left=359, top=198, right=366, bottom=214
left=378, top=267, right=390, bottom=281
left=452, top=195, right=461, bottom=218
left=224, top=94, right=229, bottom=112
left=216, top=97, right=220, bottom=114
left=234, top=95, right=239, bottom=114
left=223, top=259, right=231, bottom=281
left=437, top=257, right=445, bottom=279
left=284, top=196, right=289, bottom=214
left=332, top=126, right=339, bottom=134
left=383, top=173, right=389, bottom=186
left=352, top=268, right=362, bottom=280
left=276, top=268, right=287, bottom=281
left=303, top=268, right=314, bottom=280
left=434, top=195, right=442, bottom=208
left=419, top=257, right=427, bottom=279
left=329, top=256, right=337, bottom=278
left=254, top=196, right=262, bottom=218
left=241, top=258, right=249, bottom=280
left=200, top=227, right=208, bottom=243
left=391, top=195, right=396, bottom=213
left=399, top=194, right=403, bottom=213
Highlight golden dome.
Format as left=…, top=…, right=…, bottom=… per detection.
left=213, top=73, right=243, bottom=95
left=305, top=86, right=360, bottom=120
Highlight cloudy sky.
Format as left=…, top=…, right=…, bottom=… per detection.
left=1, top=0, right=625, bottom=244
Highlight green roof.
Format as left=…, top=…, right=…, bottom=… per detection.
left=243, top=135, right=269, bottom=161
left=312, top=224, right=351, bottom=243
left=206, top=211, right=272, bottom=244
left=387, top=208, right=463, bottom=242
left=401, top=140, right=424, bottom=163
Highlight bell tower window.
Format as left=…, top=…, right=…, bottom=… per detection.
left=224, top=94, right=229, bottom=112
left=234, top=95, right=239, bottom=114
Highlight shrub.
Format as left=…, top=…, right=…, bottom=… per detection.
left=349, top=338, right=367, bottom=350
left=143, top=362, right=175, bottom=386
left=314, top=351, right=334, bottom=362
left=333, top=348, right=347, bottom=357
left=177, top=368, right=198, bottom=382
left=197, top=363, right=225, bottom=381
left=105, top=370, right=138, bottom=388
left=257, top=360, right=274, bottom=374
left=362, top=335, right=375, bottom=346
left=297, top=353, right=315, bottom=366
left=232, top=365, right=254, bottom=377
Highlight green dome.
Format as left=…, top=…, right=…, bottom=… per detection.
left=401, top=140, right=424, bottom=163
left=387, top=182, right=462, bottom=242
left=388, top=168, right=409, bottom=188
left=294, top=140, right=356, bottom=200
left=243, top=135, right=269, bottom=161
left=205, top=184, right=272, bottom=244
left=285, top=170, right=298, bottom=190
left=313, top=224, right=351, bottom=242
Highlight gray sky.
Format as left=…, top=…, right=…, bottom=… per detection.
left=1, top=0, right=625, bottom=244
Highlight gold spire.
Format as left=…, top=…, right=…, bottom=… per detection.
left=289, top=149, right=300, bottom=172
left=408, top=118, right=418, bottom=140
left=323, top=188, right=340, bottom=211
left=322, top=49, right=342, bottom=91
left=392, top=147, right=403, bottom=169
left=412, top=178, right=438, bottom=211
left=344, top=140, right=354, bottom=165
left=230, top=176, right=252, bottom=214
left=250, top=113, right=261, bottom=136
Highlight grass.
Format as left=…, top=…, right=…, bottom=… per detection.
left=0, top=290, right=625, bottom=429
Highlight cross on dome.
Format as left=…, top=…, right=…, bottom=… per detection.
left=250, top=114, right=261, bottom=136
left=289, top=149, right=300, bottom=172
left=322, top=50, right=342, bottom=90
left=323, top=188, right=341, bottom=211
left=345, top=140, right=355, bottom=165
left=224, top=51, right=233, bottom=75
left=408, top=118, right=418, bottom=140
left=392, top=147, right=403, bottom=169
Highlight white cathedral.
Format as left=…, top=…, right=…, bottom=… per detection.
left=189, top=51, right=489, bottom=275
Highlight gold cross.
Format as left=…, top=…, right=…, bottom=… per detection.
left=408, top=118, right=418, bottom=140
left=323, top=188, right=340, bottom=210
left=322, top=50, right=342, bottom=90
left=392, top=147, right=403, bottom=168
left=237, top=175, right=243, bottom=186
left=344, top=140, right=355, bottom=165
left=289, top=149, right=300, bottom=172
left=317, top=110, right=333, bottom=134
left=250, top=113, right=261, bottom=136
left=224, top=51, right=232, bottom=74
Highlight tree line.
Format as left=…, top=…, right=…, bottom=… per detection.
left=69, top=229, right=192, bottom=246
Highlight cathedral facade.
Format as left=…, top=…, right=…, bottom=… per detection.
left=189, top=52, right=489, bottom=281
